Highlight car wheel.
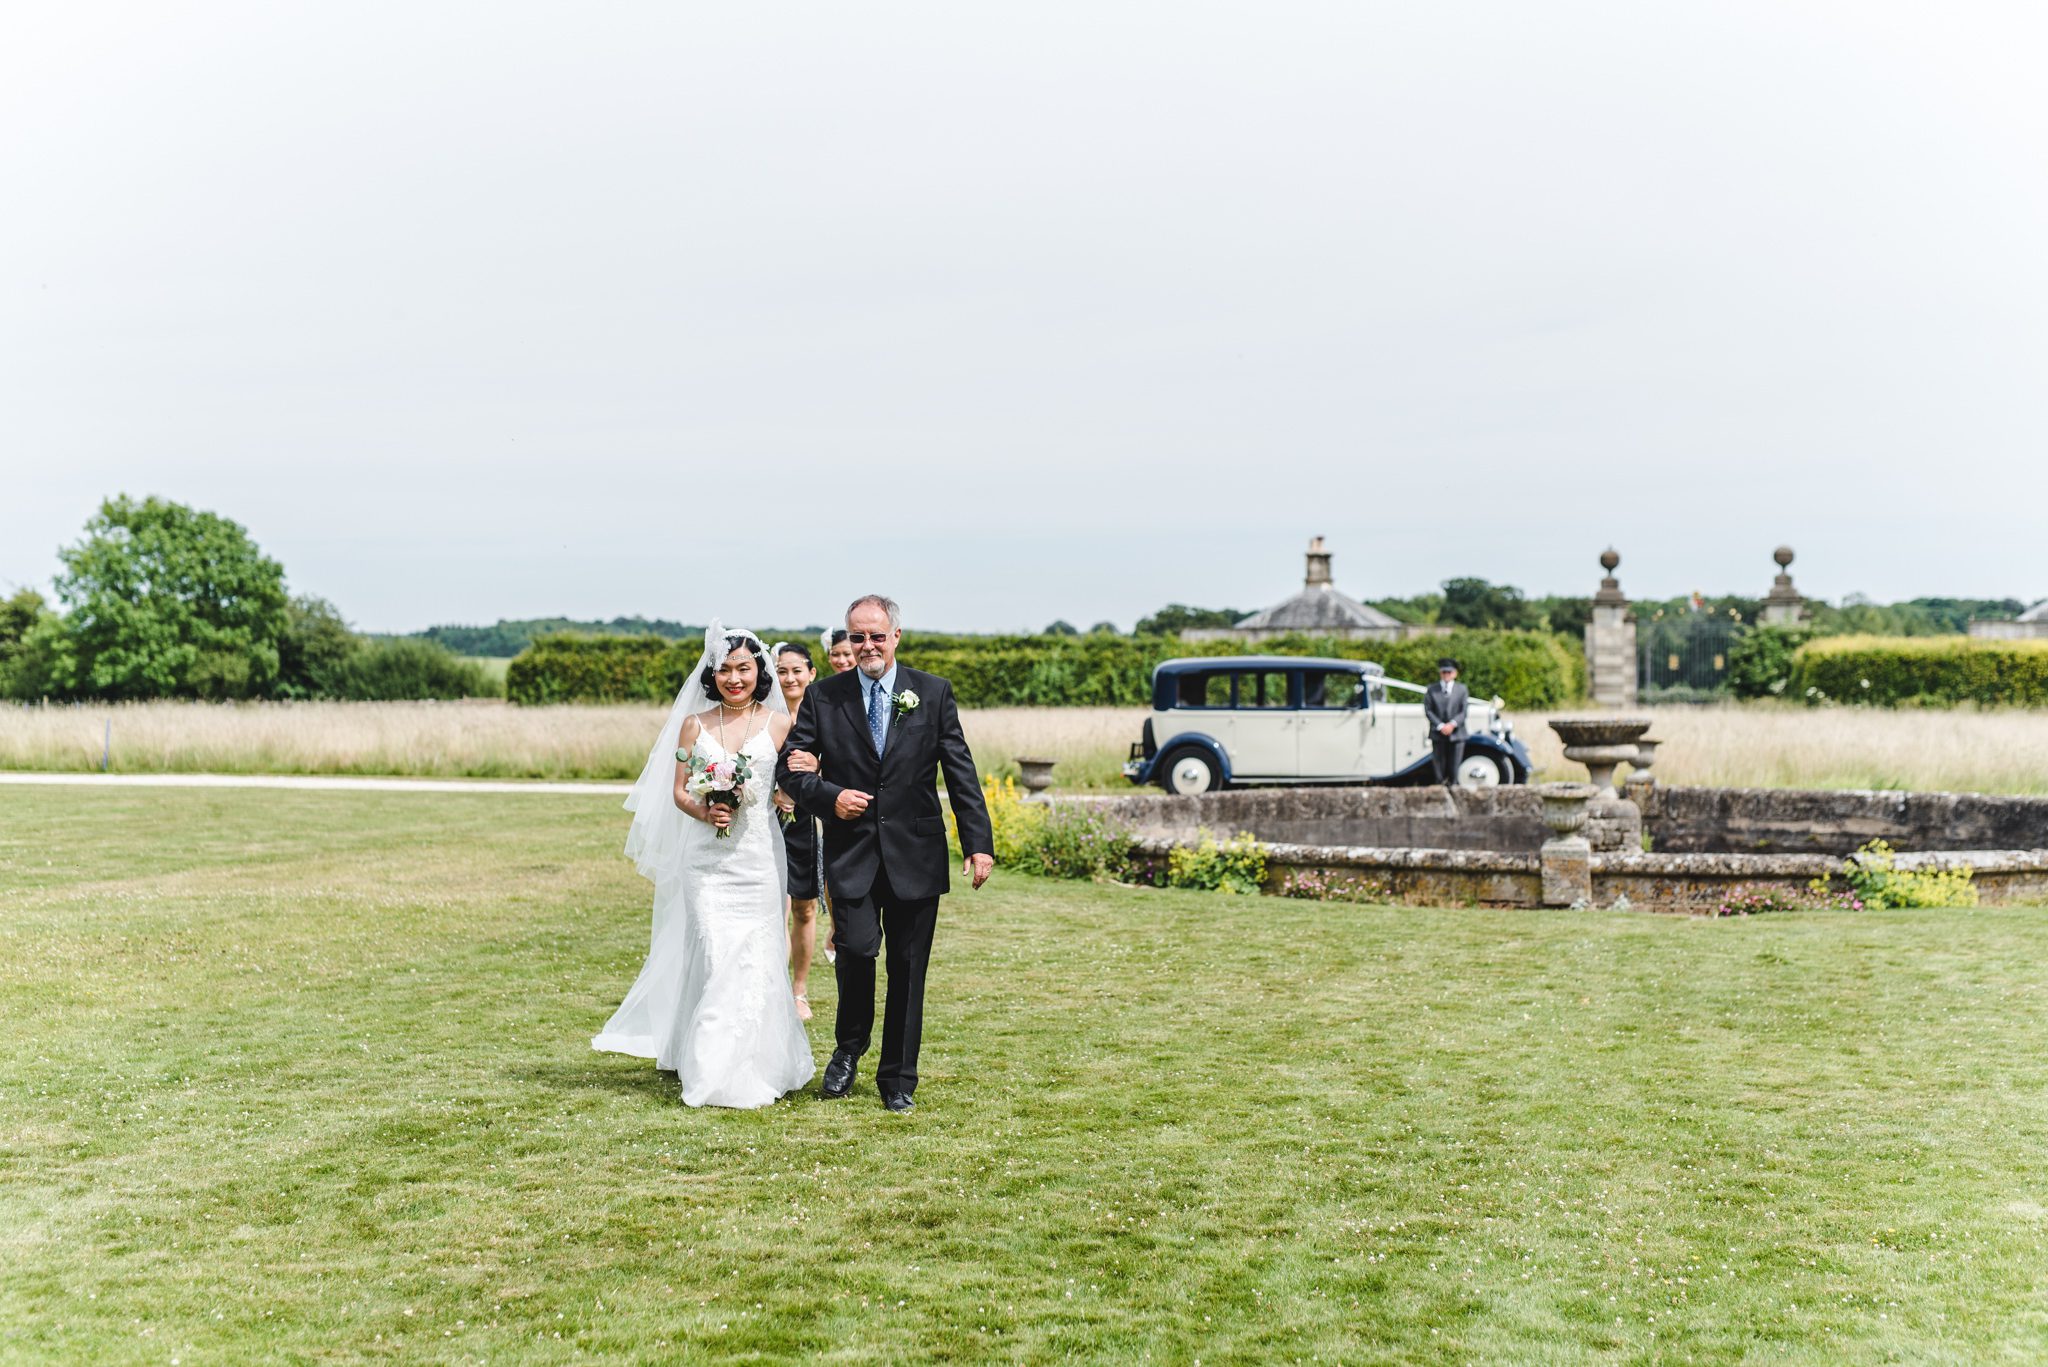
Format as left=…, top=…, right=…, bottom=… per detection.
left=1162, top=748, right=1222, bottom=795
left=1457, top=752, right=1508, bottom=788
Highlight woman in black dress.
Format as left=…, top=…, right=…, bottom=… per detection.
left=773, top=643, right=826, bottom=1018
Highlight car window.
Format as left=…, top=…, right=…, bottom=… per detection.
left=1235, top=670, right=1290, bottom=708
left=1304, top=671, right=1361, bottom=709
left=1174, top=671, right=1232, bottom=708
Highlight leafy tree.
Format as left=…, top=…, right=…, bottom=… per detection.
left=1438, top=578, right=1539, bottom=630
left=0, top=589, right=67, bottom=700
left=277, top=595, right=361, bottom=699
left=1903, top=597, right=2026, bottom=633
left=1087, top=620, right=1120, bottom=635
left=1534, top=595, right=1592, bottom=638
left=0, top=614, right=74, bottom=700
left=0, top=589, right=43, bottom=653
left=1369, top=595, right=1442, bottom=625
left=1044, top=620, right=1080, bottom=637
left=1803, top=596, right=2028, bottom=637
left=53, top=496, right=289, bottom=700
left=1726, top=625, right=1815, bottom=698
left=1133, top=604, right=1244, bottom=635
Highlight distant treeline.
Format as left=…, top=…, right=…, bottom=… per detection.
left=6, top=494, right=2033, bottom=707
left=408, top=617, right=703, bottom=658
left=420, top=587, right=2030, bottom=658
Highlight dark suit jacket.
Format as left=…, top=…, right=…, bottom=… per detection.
left=776, top=664, right=994, bottom=902
left=1424, top=680, right=1469, bottom=741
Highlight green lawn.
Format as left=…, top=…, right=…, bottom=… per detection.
left=3, top=790, right=2047, bottom=1363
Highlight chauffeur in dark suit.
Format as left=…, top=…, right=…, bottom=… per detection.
left=777, top=594, right=994, bottom=1113
left=1424, top=657, right=1469, bottom=788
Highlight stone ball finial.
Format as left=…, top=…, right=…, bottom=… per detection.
left=1774, top=545, right=1794, bottom=569
left=1599, top=547, right=1620, bottom=574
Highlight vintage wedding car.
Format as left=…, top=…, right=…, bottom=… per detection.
left=1122, top=656, right=1534, bottom=794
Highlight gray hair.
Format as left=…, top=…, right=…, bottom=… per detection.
left=846, top=594, right=901, bottom=631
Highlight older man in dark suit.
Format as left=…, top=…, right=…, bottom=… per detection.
left=777, top=594, right=995, bottom=1114
left=1424, top=657, right=1469, bottom=788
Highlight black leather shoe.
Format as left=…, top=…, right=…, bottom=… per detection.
left=881, top=1090, right=915, bottom=1113
left=820, top=1051, right=857, bottom=1099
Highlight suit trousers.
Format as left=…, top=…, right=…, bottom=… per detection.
left=1431, top=734, right=1465, bottom=786
left=831, top=865, right=940, bottom=1095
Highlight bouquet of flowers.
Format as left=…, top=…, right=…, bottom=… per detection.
left=679, top=748, right=753, bottom=838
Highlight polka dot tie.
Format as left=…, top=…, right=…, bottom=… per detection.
left=868, top=677, right=887, bottom=757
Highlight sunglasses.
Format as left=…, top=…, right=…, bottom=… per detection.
left=845, top=632, right=894, bottom=645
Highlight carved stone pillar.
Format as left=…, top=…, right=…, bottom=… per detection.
left=1760, top=545, right=1807, bottom=627
left=1584, top=548, right=1637, bottom=707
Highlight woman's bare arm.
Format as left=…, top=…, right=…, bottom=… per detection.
left=673, top=714, right=712, bottom=821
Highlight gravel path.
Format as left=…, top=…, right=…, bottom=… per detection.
left=0, top=772, right=632, bottom=796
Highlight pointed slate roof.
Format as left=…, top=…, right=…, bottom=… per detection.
left=1233, top=538, right=1402, bottom=633
left=2018, top=600, right=2048, bottom=623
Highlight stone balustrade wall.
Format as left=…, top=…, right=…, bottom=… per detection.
left=1082, top=782, right=2048, bottom=911
left=1639, top=786, right=2048, bottom=855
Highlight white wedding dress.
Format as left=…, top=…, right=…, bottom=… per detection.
left=592, top=717, right=814, bottom=1108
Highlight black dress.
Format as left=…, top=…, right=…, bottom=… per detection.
left=782, top=811, right=821, bottom=899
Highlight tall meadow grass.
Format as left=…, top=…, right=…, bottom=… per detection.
left=0, top=700, right=665, bottom=780
left=6, top=699, right=2048, bottom=794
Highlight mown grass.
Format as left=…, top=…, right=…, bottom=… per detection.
left=3, top=788, right=2048, bottom=1362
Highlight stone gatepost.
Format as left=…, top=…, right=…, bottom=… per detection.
left=1584, top=548, right=1637, bottom=708
left=1760, top=545, right=1807, bottom=627
left=1538, top=783, right=1598, bottom=906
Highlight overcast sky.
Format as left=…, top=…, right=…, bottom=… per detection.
left=4, top=2, right=2044, bottom=633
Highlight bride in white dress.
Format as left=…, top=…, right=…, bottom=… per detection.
left=592, top=623, right=815, bottom=1108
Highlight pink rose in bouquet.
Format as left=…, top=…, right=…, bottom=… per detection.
left=678, top=748, right=754, bottom=838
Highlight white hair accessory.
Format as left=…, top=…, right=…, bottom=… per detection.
left=623, top=615, right=780, bottom=883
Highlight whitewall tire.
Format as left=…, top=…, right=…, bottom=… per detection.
left=1163, top=750, right=1222, bottom=796
left=1457, top=752, right=1509, bottom=788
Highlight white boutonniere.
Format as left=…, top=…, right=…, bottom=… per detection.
left=892, top=689, right=920, bottom=718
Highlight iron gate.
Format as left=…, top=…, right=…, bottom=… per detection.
left=1637, top=608, right=1739, bottom=699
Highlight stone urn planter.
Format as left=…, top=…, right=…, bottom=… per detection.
left=1538, top=782, right=1599, bottom=840
left=1535, top=782, right=1599, bottom=906
left=1015, top=756, right=1058, bottom=801
left=1548, top=719, right=1650, bottom=854
left=1626, top=737, right=1660, bottom=784
left=1621, top=736, right=1662, bottom=817
left=1547, top=717, right=1654, bottom=791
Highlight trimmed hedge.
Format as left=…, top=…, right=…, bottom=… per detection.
left=1787, top=635, right=2048, bottom=707
left=327, top=638, right=494, bottom=701
left=506, top=629, right=1588, bottom=708
left=505, top=635, right=677, bottom=704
